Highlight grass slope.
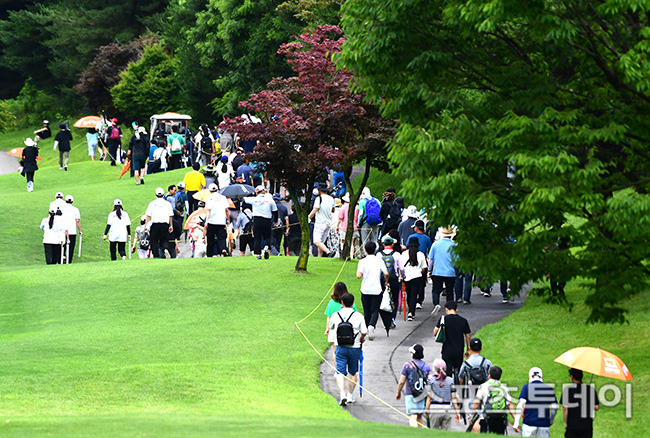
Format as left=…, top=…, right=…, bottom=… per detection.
left=476, top=285, right=649, bottom=438
left=0, top=257, right=449, bottom=436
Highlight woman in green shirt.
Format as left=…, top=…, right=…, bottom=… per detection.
left=325, top=282, right=359, bottom=368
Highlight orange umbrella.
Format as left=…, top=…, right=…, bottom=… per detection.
left=119, top=158, right=131, bottom=178
left=184, top=208, right=208, bottom=230
left=554, top=346, right=633, bottom=381
left=193, top=189, right=236, bottom=208
left=73, top=116, right=101, bottom=129
left=8, top=147, right=42, bottom=161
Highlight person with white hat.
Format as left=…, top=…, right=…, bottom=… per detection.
left=62, top=195, right=82, bottom=263
left=398, top=205, right=419, bottom=248
left=33, top=120, right=51, bottom=140
left=144, top=188, right=174, bottom=258
left=49, top=192, right=66, bottom=214
left=102, top=199, right=131, bottom=260
left=204, top=183, right=231, bottom=257
left=428, top=226, right=457, bottom=316
left=243, top=185, right=278, bottom=259
left=354, top=187, right=381, bottom=246
left=132, top=215, right=151, bottom=259
left=21, top=138, right=40, bottom=192
left=513, top=367, right=558, bottom=436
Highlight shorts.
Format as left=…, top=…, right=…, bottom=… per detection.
left=132, top=156, right=146, bottom=171
left=313, top=223, right=329, bottom=244
left=335, top=345, right=361, bottom=375
left=88, top=142, right=97, bottom=156
left=404, top=395, right=426, bottom=415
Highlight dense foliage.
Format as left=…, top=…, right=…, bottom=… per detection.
left=340, top=0, right=650, bottom=323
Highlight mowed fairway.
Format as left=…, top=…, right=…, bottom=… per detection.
left=0, top=257, right=447, bottom=436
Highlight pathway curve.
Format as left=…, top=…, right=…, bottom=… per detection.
left=0, top=151, right=18, bottom=176
left=320, top=281, right=528, bottom=434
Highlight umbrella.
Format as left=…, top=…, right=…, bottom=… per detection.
left=554, top=346, right=633, bottom=381
left=219, top=183, right=255, bottom=198
left=8, top=147, right=42, bottom=161
left=193, top=190, right=236, bottom=208
left=73, top=115, right=101, bottom=129
left=379, top=309, right=393, bottom=337
left=119, top=158, right=131, bottom=178
left=184, top=208, right=208, bottom=230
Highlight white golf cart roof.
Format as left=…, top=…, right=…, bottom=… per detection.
left=150, top=112, right=192, bottom=139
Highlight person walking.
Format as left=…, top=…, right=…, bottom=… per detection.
left=204, top=183, right=231, bottom=257
left=167, top=124, right=186, bottom=170
left=396, top=344, right=433, bottom=428
left=132, top=215, right=150, bottom=259
left=195, top=123, right=215, bottom=166
left=40, top=208, right=66, bottom=264
left=62, top=195, right=82, bottom=263
left=53, top=122, right=73, bottom=171
left=397, top=205, right=419, bottom=248
left=469, top=366, right=517, bottom=434
left=378, top=235, right=402, bottom=325
left=144, top=187, right=174, bottom=258
left=427, top=358, right=462, bottom=429
left=271, top=193, right=289, bottom=256
left=434, top=301, right=471, bottom=382
left=513, top=367, right=558, bottom=437
left=355, top=187, right=382, bottom=245
left=328, top=292, right=367, bottom=406
left=102, top=199, right=131, bottom=260
left=411, top=220, right=432, bottom=309
left=399, top=236, right=427, bottom=321
left=560, top=368, right=599, bottom=438
left=21, top=137, right=39, bottom=192
left=243, top=185, right=277, bottom=259
left=309, top=182, right=336, bottom=257
left=128, top=126, right=149, bottom=185
left=428, top=226, right=457, bottom=318
left=105, top=118, right=122, bottom=166
left=86, top=128, right=99, bottom=161
left=216, top=155, right=234, bottom=189
left=356, top=241, right=389, bottom=340
left=183, top=162, right=206, bottom=214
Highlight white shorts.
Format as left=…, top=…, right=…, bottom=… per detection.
left=313, top=223, right=329, bottom=244
left=522, top=424, right=550, bottom=437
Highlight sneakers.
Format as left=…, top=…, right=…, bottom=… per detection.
left=339, top=393, right=347, bottom=406
left=140, top=177, right=145, bottom=185
left=263, top=246, right=270, bottom=259
left=407, top=313, right=413, bottom=321
left=64, top=166, right=67, bottom=171
left=222, top=249, right=228, bottom=257
left=463, top=300, right=472, bottom=305
left=415, top=303, right=422, bottom=309
left=256, top=255, right=262, bottom=260
left=390, top=319, right=396, bottom=329
left=27, top=181, right=33, bottom=192
left=327, top=250, right=337, bottom=258
left=502, top=299, right=509, bottom=304
left=59, top=167, right=63, bottom=170
left=368, top=326, right=375, bottom=340
left=347, top=393, right=356, bottom=403
left=482, top=291, right=492, bottom=297
left=431, top=304, right=441, bottom=320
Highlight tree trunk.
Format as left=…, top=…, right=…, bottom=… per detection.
left=341, top=159, right=372, bottom=259
left=289, top=182, right=313, bottom=272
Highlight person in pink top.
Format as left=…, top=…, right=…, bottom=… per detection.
left=336, top=193, right=357, bottom=257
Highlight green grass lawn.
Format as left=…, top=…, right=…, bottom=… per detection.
left=477, top=285, right=648, bottom=438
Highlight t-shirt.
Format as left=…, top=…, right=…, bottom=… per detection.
left=413, top=232, right=432, bottom=256
left=86, top=131, right=99, bottom=145
left=560, top=383, right=599, bottom=431
left=324, top=299, right=359, bottom=317
left=328, top=307, right=367, bottom=348
left=107, top=211, right=131, bottom=242
left=54, top=130, right=73, bottom=151
left=183, top=170, right=206, bottom=192
left=40, top=217, right=63, bottom=244
left=205, top=193, right=230, bottom=225
left=243, top=194, right=277, bottom=219
left=400, top=251, right=427, bottom=281
left=476, top=379, right=513, bottom=409
left=436, top=313, right=470, bottom=357
left=236, top=163, right=253, bottom=183
left=146, top=198, right=173, bottom=224
left=356, top=253, right=388, bottom=295
left=400, top=359, right=433, bottom=396
left=61, top=204, right=81, bottom=235
left=167, top=133, right=186, bottom=155
left=313, top=194, right=335, bottom=226
left=458, top=354, right=493, bottom=384
left=429, top=376, right=456, bottom=404
left=428, top=238, right=456, bottom=277
left=338, top=203, right=356, bottom=232
left=216, top=163, right=234, bottom=188
left=398, top=217, right=416, bottom=246
left=518, top=381, right=557, bottom=427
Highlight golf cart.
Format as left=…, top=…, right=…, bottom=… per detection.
left=149, top=112, right=192, bottom=148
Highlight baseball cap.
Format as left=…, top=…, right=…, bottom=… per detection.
left=409, top=344, right=424, bottom=359
left=385, top=186, right=396, bottom=193
left=177, top=182, right=186, bottom=189
left=65, top=195, right=73, bottom=203
left=414, top=219, right=425, bottom=230
left=220, top=155, right=228, bottom=163
left=342, top=193, right=350, bottom=203
left=55, top=192, right=64, bottom=199
left=406, top=205, right=418, bottom=218
left=155, top=187, right=164, bottom=197
left=469, top=338, right=482, bottom=352
left=272, top=193, right=281, bottom=200
left=317, top=182, right=328, bottom=191
left=43, top=120, right=49, bottom=124
left=381, top=235, right=395, bottom=245
left=529, top=367, right=543, bottom=382
left=255, top=185, right=265, bottom=193
left=114, top=198, right=122, bottom=206
left=111, top=118, right=118, bottom=123
left=209, top=183, right=218, bottom=192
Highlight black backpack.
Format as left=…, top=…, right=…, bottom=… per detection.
left=200, top=135, right=212, bottom=155
left=335, top=311, right=357, bottom=346
left=242, top=211, right=253, bottom=235
left=175, top=195, right=185, bottom=215
left=385, top=201, right=402, bottom=230
left=407, top=361, right=428, bottom=401
left=464, top=357, right=488, bottom=385
left=381, top=250, right=398, bottom=281
left=139, top=231, right=150, bottom=250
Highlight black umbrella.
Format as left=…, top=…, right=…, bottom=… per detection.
left=379, top=309, right=393, bottom=337
left=218, top=184, right=255, bottom=198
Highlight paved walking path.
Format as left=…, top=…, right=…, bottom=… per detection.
left=320, top=281, right=528, bottom=434
left=0, top=151, right=18, bottom=176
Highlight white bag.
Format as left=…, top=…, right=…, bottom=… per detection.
left=380, top=285, right=392, bottom=312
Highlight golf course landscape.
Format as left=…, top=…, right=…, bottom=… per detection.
left=0, top=128, right=647, bottom=437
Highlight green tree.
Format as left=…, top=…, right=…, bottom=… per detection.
left=111, top=44, right=179, bottom=122
left=340, top=0, right=650, bottom=323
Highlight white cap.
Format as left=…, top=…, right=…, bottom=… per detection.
left=255, top=185, right=265, bottom=193
left=209, top=183, right=218, bottom=192
left=361, top=187, right=371, bottom=199
left=114, top=199, right=122, bottom=206
left=177, top=181, right=185, bottom=189
left=406, top=205, right=419, bottom=218
left=24, top=138, right=36, bottom=147
left=156, top=187, right=164, bottom=196
left=529, top=367, right=543, bottom=382
left=65, top=195, right=73, bottom=203
left=55, top=192, right=64, bottom=199
left=43, top=120, right=49, bottom=124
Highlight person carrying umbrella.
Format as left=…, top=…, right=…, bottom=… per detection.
left=102, top=199, right=131, bottom=260
left=21, top=138, right=39, bottom=192
left=560, top=368, right=600, bottom=438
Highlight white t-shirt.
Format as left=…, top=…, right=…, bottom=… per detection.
left=328, top=307, right=368, bottom=348
left=216, top=163, right=234, bottom=188
left=243, top=193, right=277, bottom=219
left=146, top=198, right=173, bottom=223
left=313, top=194, right=335, bottom=226
left=400, top=251, right=427, bottom=282
left=62, top=204, right=80, bottom=235
left=357, top=253, right=388, bottom=295
left=205, top=193, right=230, bottom=225
left=107, top=210, right=131, bottom=242
left=475, top=379, right=513, bottom=407
left=41, top=217, right=63, bottom=244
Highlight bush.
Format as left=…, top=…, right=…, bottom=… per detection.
left=0, top=101, right=16, bottom=133
left=5, top=80, right=56, bottom=127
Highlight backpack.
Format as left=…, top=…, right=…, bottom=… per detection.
left=407, top=361, right=428, bottom=401
left=464, top=357, right=488, bottom=385
left=385, top=201, right=402, bottom=230
left=484, top=381, right=508, bottom=417
left=335, top=311, right=357, bottom=346
left=109, top=127, right=120, bottom=140
left=200, top=135, right=212, bottom=155
left=170, top=135, right=182, bottom=153
left=381, top=250, right=398, bottom=281
left=139, top=231, right=150, bottom=250
left=364, top=197, right=381, bottom=225
left=175, top=195, right=185, bottom=215
left=242, top=211, right=253, bottom=235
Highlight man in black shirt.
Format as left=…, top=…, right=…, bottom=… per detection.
left=286, top=204, right=302, bottom=256
left=34, top=120, right=51, bottom=140
left=434, top=300, right=471, bottom=382
left=561, top=368, right=600, bottom=438
left=53, top=122, right=73, bottom=171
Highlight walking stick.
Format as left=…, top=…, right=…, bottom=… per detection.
left=402, top=281, right=407, bottom=321
left=128, top=236, right=132, bottom=259
left=60, top=244, right=65, bottom=264
left=66, top=240, right=70, bottom=264
left=78, top=234, right=82, bottom=258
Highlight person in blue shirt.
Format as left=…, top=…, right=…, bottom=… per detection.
left=236, top=158, right=254, bottom=186
left=411, top=220, right=432, bottom=308
left=428, top=226, right=456, bottom=317
left=513, top=367, right=557, bottom=436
